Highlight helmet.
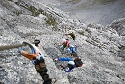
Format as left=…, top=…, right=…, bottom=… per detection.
left=68, top=30, right=75, bottom=34
left=62, top=39, right=66, bottom=43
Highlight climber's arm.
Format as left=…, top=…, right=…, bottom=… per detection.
left=21, top=51, right=38, bottom=60
left=59, top=58, right=73, bottom=61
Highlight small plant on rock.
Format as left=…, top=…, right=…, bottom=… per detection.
left=29, top=6, right=40, bottom=16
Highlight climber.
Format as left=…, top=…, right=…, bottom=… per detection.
left=18, top=40, right=52, bottom=84
left=60, top=38, right=74, bottom=55
left=55, top=57, right=83, bottom=72
left=60, top=38, right=70, bottom=51
left=59, top=39, right=77, bottom=56
left=65, top=32, right=76, bottom=40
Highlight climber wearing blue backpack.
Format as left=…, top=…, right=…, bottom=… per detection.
left=55, top=57, right=83, bottom=72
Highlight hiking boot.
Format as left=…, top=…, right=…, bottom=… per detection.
left=43, top=78, right=52, bottom=84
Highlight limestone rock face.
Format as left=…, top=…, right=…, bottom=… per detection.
left=0, top=0, right=125, bottom=84
left=111, top=18, right=125, bottom=36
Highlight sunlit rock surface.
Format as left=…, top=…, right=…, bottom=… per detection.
left=0, top=0, right=125, bottom=84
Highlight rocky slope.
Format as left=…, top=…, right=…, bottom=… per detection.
left=53, top=0, right=125, bottom=26
left=0, top=0, right=125, bottom=84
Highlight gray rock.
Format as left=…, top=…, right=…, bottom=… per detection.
left=0, top=0, right=125, bottom=84
left=110, top=18, right=125, bottom=36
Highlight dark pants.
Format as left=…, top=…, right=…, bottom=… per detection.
left=34, top=57, right=52, bottom=84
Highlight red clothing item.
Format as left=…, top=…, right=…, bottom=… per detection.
left=63, top=40, right=70, bottom=47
